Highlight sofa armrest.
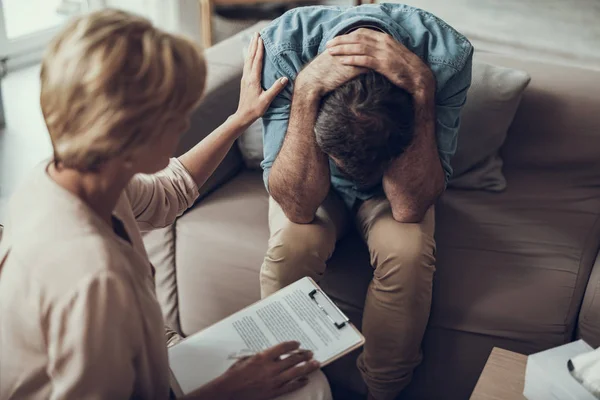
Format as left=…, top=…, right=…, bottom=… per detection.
left=578, top=250, right=600, bottom=347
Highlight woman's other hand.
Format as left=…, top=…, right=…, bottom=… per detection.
left=234, top=32, right=289, bottom=129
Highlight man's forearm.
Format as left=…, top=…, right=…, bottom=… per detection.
left=383, top=90, right=445, bottom=223
left=269, top=84, right=330, bottom=224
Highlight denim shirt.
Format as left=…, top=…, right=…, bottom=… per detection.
left=260, top=4, right=473, bottom=209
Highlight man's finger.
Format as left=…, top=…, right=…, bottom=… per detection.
left=327, top=43, right=377, bottom=57
left=349, top=28, right=388, bottom=45
left=326, top=28, right=382, bottom=48
left=275, top=350, right=313, bottom=373
left=263, top=341, right=301, bottom=360
left=336, top=55, right=378, bottom=69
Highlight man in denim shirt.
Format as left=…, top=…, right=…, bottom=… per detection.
left=259, top=4, right=473, bottom=399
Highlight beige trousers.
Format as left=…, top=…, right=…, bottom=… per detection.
left=260, top=192, right=436, bottom=400
left=276, top=371, right=332, bottom=400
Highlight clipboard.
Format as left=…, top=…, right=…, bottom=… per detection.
left=168, top=277, right=365, bottom=398
left=304, top=277, right=364, bottom=366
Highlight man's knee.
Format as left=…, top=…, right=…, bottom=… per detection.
left=267, top=220, right=336, bottom=263
left=261, top=221, right=336, bottom=290
left=369, top=226, right=436, bottom=288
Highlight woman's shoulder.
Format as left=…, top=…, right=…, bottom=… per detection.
left=4, top=230, right=134, bottom=306
left=4, top=165, right=132, bottom=276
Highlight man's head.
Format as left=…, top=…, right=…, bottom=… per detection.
left=314, top=71, right=414, bottom=186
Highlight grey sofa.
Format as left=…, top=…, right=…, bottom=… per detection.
left=144, top=22, right=600, bottom=399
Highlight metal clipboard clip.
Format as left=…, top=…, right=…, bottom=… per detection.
left=308, top=289, right=350, bottom=330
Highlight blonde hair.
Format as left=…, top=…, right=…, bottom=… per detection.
left=40, top=9, right=206, bottom=171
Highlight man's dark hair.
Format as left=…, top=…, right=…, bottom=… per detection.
left=314, top=71, right=415, bottom=187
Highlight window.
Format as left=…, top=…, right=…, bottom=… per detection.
left=0, top=0, right=105, bottom=71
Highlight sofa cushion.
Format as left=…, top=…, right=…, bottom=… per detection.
left=175, top=171, right=268, bottom=335
left=171, top=170, right=600, bottom=344
left=167, top=165, right=600, bottom=400
left=172, top=169, right=600, bottom=392
left=304, top=169, right=600, bottom=351
left=431, top=169, right=600, bottom=346
left=327, top=171, right=600, bottom=340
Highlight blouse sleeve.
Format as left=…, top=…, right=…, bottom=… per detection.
left=125, top=158, right=200, bottom=231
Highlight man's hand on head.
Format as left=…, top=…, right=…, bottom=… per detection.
left=327, top=30, right=444, bottom=222
left=296, top=50, right=367, bottom=97
left=326, top=29, right=435, bottom=99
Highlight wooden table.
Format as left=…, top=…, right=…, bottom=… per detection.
left=470, top=348, right=528, bottom=400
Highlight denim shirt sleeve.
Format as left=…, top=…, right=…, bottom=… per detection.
left=435, top=48, right=473, bottom=183
left=258, top=7, right=340, bottom=191
left=259, top=50, right=293, bottom=191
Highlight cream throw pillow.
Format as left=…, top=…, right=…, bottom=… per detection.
left=237, top=118, right=264, bottom=169
left=449, top=62, right=531, bottom=191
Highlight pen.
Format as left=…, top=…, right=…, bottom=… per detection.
left=227, top=348, right=312, bottom=360
left=227, top=349, right=256, bottom=360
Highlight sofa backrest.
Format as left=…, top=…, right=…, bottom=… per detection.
left=477, top=53, right=600, bottom=180
left=175, top=39, right=245, bottom=198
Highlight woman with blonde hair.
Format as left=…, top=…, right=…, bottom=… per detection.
left=0, top=9, right=332, bottom=400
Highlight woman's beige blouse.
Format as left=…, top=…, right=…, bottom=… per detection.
left=0, top=159, right=199, bottom=399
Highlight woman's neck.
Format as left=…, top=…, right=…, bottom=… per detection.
left=47, top=162, right=133, bottom=227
